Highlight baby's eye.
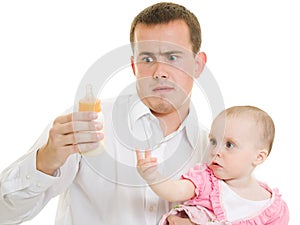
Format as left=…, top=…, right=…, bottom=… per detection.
left=225, top=141, right=234, bottom=149
left=209, top=138, right=217, bottom=146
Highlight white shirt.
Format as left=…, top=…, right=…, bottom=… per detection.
left=0, top=93, right=208, bottom=225
left=221, top=181, right=271, bottom=222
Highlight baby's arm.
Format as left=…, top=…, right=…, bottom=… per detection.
left=136, top=149, right=195, bottom=202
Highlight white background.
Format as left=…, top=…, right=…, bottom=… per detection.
left=0, top=0, right=299, bottom=224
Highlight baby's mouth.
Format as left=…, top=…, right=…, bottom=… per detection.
left=211, top=161, right=222, bottom=167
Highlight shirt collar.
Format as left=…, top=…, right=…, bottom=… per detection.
left=129, top=97, right=152, bottom=126
left=184, top=104, right=207, bottom=148
left=128, top=94, right=206, bottom=148
left=128, top=96, right=157, bottom=134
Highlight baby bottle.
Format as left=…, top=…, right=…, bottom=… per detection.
left=78, top=83, right=105, bottom=156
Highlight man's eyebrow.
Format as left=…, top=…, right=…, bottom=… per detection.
left=161, top=50, right=184, bottom=55
left=137, top=51, right=155, bottom=56
left=137, top=50, right=184, bottom=56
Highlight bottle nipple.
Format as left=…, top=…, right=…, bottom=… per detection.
left=79, top=84, right=101, bottom=112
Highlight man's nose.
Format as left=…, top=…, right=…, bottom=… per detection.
left=153, top=62, right=168, bottom=79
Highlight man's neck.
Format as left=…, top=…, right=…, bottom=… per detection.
left=152, top=105, right=189, bottom=137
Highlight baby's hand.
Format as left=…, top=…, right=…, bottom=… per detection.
left=136, top=149, right=159, bottom=183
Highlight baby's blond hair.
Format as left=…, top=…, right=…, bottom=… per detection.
left=222, top=106, right=275, bottom=154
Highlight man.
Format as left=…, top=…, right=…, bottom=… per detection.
left=0, top=2, right=208, bottom=225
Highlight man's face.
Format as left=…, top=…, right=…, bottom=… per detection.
left=131, top=20, right=205, bottom=117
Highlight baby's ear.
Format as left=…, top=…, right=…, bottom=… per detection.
left=253, top=148, right=269, bottom=166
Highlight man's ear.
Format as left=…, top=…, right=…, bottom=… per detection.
left=131, top=56, right=136, bottom=76
left=253, top=148, right=269, bottom=166
left=194, top=52, right=207, bottom=78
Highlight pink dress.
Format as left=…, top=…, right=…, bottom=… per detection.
left=159, top=164, right=289, bottom=225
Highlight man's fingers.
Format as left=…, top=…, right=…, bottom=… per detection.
left=71, top=132, right=103, bottom=145
left=53, top=112, right=98, bottom=125
left=53, top=113, right=73, bottom=125
left=52, top=114, right=102, bottom=136
left=72, top=121, right=103, bottom=132
left=167, top=215, right=196, bottom=225
left=72, top=112, right=98, bottom=121
left=61, top=142, right=101, bottom=155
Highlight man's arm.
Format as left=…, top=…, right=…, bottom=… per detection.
left=136, top=149, right=195, bottom=202
left=167, top=215, right=196, bottom=225
left=0, top=111, right=102, bottom=224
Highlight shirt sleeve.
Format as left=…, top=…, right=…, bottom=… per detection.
left=0, top=121, right=80, bottom=224
left=265, top=194, right=290, bottom=225
left=269, top=204, right=289, bottom=225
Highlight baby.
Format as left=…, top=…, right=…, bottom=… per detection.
left=136, top=106, right=289, bottom=224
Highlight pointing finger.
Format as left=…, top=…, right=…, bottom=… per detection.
left=145, top=149, right=152, bottom=159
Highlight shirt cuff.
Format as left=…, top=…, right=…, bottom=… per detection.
left=1, top=150, right=60, bottom=196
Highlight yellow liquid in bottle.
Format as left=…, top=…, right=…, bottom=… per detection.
left=78, top=84, right=105, bottom=156
left=79, top=99, right=101, bottom=112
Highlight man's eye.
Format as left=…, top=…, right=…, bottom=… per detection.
left=225, top=142, right=234, bottom=149
left=168, top=55, right=177, bottom=61
left=143, top=57, right=154, bottom=63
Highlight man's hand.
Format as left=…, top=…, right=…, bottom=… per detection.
left=136, top=149, right=159, bottom=183
left=36, top=112, right=103, bottom=175
left=167, top=215, right=196, bottom=225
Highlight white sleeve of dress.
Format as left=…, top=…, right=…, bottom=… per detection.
left=0, top=121, right=80, bottom=224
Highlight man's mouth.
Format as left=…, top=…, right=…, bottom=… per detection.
left=152, top=86, right=174, bottom=92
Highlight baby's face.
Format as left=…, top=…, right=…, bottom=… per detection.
left=207, top=114, right=262, bottom=180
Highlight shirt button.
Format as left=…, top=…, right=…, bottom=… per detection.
left=36, top=182, right=42, bottom=188
left=26, top=175, right=31, bottom=180
left=149, top=205, right=155, bottom=212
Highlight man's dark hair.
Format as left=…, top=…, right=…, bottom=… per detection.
left=130, top=2, right=202, bottom=54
